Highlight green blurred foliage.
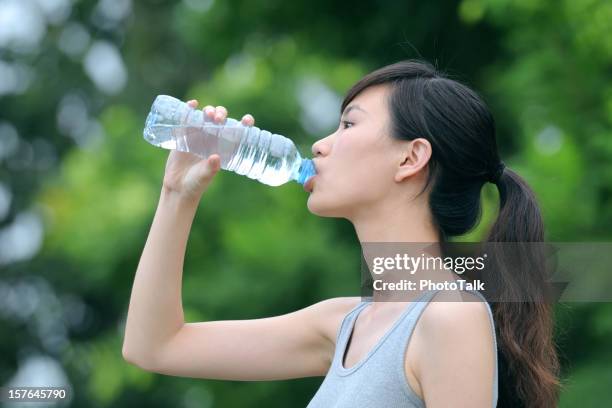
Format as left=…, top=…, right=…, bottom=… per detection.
left=0, top=0, right=610, bottom=406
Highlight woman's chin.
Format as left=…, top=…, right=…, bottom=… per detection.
left=306, top=194, right=322, bottom=215
left=306, top=194, right=343, bottom=217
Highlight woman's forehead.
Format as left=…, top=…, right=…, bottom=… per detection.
left=345, top=85, right=389, bottom=116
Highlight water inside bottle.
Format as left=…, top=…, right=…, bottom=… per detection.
left=144, top=110, right=310, bottom=186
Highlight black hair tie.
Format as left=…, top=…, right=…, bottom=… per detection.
left=488, top=161, right=506, bottom=184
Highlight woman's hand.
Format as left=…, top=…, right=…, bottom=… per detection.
left=162, top=100, right=255, bottom=202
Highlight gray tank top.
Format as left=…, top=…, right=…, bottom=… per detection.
left=306, top=289, right=498, bottom=408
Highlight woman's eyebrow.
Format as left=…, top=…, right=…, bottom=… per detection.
left=342, top=104, right=368, bottom=116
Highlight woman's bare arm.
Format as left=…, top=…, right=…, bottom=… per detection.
left=121, top=190, right=358, bottom=379
left=121, top=100, right=360, bottom=380
left=150, top=296, right=359, bottom=380
left=121, top=186, right=201, bottom=366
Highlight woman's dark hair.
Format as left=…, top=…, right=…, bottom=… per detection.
left=341, top=59, right=560, bottom=408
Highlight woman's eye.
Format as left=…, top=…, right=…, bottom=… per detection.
left=341, top=120, right=354, bottom=129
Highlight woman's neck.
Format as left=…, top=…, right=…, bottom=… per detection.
left=349, top=198, right=440, bottom=243
left=349, top=200, right=460, bottom=303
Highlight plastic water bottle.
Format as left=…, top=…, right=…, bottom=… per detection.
left=143, top=95, right=316, bottom=187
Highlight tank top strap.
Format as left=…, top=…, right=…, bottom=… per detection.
left=333, top=290, right=437, bottom=373
left=389, top=288, right=499, bottom=355
left=386, top=289, right=442, bottom=373
left=333, top=299, right=370, bottom=363
left=391, top=288, right=496, bottom=340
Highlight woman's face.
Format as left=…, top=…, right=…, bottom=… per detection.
left=306, top=84, right=410, bottom=219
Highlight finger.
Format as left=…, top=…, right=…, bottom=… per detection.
left=208, top=154, right=221, bottom=172
left=198, top=154, right=221, bottom=181
left=214, top=106, right=227, bottom=123
left=203, top=105, right=215, bottom=119
left=187, top=99, right=198, bottom=108
left=241, top=114, right=255, bottom=126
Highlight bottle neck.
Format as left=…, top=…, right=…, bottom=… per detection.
left=292, top=158, right=315, bottom=185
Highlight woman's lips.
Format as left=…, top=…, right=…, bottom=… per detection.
left=304, top=176, right=315, bottom=193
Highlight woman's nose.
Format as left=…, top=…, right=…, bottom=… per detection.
left=311, top=137, right=329, bottom=157
left=312, top=142, right=322, bottom=157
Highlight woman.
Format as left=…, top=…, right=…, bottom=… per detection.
left=122, top=60, right=560, bottom=407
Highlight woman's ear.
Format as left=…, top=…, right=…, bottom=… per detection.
left=394, top=138, right=432, bottom=183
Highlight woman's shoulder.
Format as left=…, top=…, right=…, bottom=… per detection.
left=408, top=290, right=497, bottom=405
left=417, top=290, right=495, bottom=335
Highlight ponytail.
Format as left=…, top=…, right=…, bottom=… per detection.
left=486, top=167, right=561, bottom=407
